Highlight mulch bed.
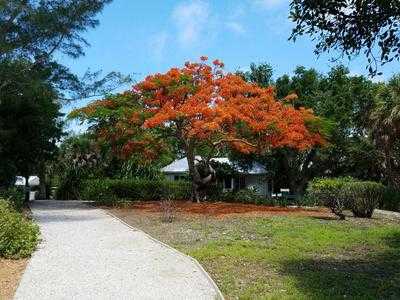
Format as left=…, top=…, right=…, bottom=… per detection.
left=119, top=201, right=332, bottom=218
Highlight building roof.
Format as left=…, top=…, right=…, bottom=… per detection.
left=161, top=157, right=267, bottom=175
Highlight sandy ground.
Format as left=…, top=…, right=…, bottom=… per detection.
left=0, top=258, right=28, bottom=300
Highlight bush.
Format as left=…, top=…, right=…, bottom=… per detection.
left=55, top=168, right=86, bottom=200
left=307, top=177, right=355, bottom=219
left=231, top=188, right=265, bottom=204
left=307, top=177, right=386, bottom=219
left=0, top=200, right=39, bottom=258
left=80, top=178, right=191, bottom=205
left=344, top=181, right=385, bottom=218
left=381, top=187, right=400, bottom=212
left=0, top=187, right=25, bottom=211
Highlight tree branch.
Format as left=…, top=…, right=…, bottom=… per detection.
left=213, top=138, right=256, bottom=148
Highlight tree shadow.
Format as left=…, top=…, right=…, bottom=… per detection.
left=30, top=200, right=95, bottom=211
left=35, top=213, right=106, bottom=223
left=279, top=232, right=400, bottom=299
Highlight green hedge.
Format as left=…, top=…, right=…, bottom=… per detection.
left=0, top=200, right=39, bottom=258
left=79, top=178, right=313, bottom=207
left=307, top=177, right=385, bottom=219
left=79, top=178, right=191, bottom=205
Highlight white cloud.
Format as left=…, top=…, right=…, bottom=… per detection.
left=148, top=32, right=168, bottom=61
left=225, top=21, right=246, bottom=35
left=172, top=0, right=210, bottom=47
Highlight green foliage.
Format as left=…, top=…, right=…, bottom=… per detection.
left=55, top=168, right=87, bottom=200
left=0, top=187, right=25, bottom=211
left=223, top=188, right=264, bottom=204
left=236, top=63, right=273, bottom=87
left=54, top=133, right=173, bottom=200
left=307, top=177, right=355, bottom=219
left=308, top=177, right=386, bottom=219
left=290, top=0, right=400, bottom=75
left=122, top=210, right=400, bottom=299
left=0, top=59, right=63, bottom=185
left=381, top=187, right=400, bottom=212
left=0, top=0, right=129, bottom=101
left=240, top=64, right=381, bottom=196
left=370, top=75, right=400, bottom=189
left=80, top=179, right=191, bottom=205
left=344, top=181, right=386, bottom=218
left=54, top=134, right=103, bottom=200
left=0, top=0, right=130, bottom=185
left=0, top=200, right=39, bottom=258
left=0, top=0, right=112, bottom=60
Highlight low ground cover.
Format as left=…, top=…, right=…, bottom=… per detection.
left=0, top=192, right=39, bottom=300
left=0, top=200, right=39, bottom=259
left=110, top=202, right=400, bottom=299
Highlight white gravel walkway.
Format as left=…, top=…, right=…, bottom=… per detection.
left=15, top=200, right=222, bottom=300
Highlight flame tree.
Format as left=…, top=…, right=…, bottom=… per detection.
left=70, top=57, right=326, bottom=202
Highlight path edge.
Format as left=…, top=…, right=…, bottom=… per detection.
left=95, top=204, right=225, bottom=300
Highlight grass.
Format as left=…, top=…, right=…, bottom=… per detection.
left=111, top=206, right=400, bottom=299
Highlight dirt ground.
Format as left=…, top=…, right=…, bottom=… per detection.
left=114, top=201, right=332, bottom=218
left=0, top=258, right=28, bottom=300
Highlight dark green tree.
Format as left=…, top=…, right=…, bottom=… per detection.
left=0, top=0, right=130, bottom=189
left=237, top=63, right=380, bottom=195
left=0, top=59, right=63, bottom=186
left=289, top=0, right=400, bottom=75
left=237, top=63, right=274, bottom=88
left=0, top=0, right=130, bottom=100
left=370, top=75, right=400, bottom=189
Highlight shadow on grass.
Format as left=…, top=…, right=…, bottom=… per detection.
left=310, top=216, right=339, bottom=221
left=280, top=232, right=400, bottom=299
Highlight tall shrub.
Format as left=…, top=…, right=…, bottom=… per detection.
left=308, top=177, right=387, bottom=219
left=307, top=177, right=354, bottom=219
left=344, top=181, right=385, bottom=218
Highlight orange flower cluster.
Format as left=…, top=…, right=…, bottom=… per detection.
left=134, top=57, right=325, bottom=154
left=70, top=57, right=326, bottom=161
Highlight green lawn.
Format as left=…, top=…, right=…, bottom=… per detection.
left=111, top=208, right=400, bottom=299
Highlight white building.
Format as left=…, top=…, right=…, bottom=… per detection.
left=161, top=157, right=271, bottom=196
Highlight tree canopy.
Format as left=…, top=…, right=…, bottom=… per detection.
left=234, top=63, right=381, bottom=194
left=0, top=0, right=130, bottom=101
left=0, top=59, right=63, bottom=185
left=290, top=0, right=400, bottom=75
left=71, top=57, right=327, bottom=201
left=0, top=0, right=129, bottom=188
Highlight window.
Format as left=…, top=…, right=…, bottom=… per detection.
left=224, top=176, right=232, bottom=189
left=174, top=175, right=185, bottom=181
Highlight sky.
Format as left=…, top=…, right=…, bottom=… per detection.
left=60, top=0, right=399, bottom=132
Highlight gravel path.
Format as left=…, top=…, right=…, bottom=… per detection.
left=15, top=200, right=222, bottom=300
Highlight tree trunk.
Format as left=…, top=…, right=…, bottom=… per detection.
left=186, top=144, right=200, bottom=203
left=384, top=145, right=400, bottom=190
left=38, top=170, right=47, bottom=200
left=23, top=175, right=30, bottom=203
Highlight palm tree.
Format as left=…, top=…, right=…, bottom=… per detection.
left=370, top=75, right=400, bottom=189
